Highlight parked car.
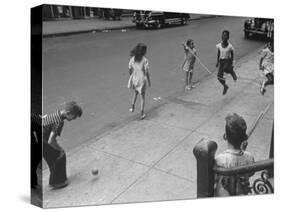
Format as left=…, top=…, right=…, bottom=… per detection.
left=133, top=11, right=190, bottom=29
left=244, top=18, right=274, bottom=40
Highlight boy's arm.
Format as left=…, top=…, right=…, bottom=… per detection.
left=32, top=131, right=38, bottom=143
left=216, top=49, right=220, bottom=67
left=47, top=131, right=63, bottom=152
left=230, top=49, right=234, bottom=64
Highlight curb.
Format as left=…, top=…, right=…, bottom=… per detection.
left=43, top=25, right=136, bottom=38
left=43, top=16, right=217, bottom=38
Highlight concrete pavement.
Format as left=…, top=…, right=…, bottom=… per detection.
left=43, top=14, right=216, bottom=37
left=41, top=48, right=273, bottom=208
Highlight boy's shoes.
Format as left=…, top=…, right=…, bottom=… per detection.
left=223, top=85, right=229, bottom=95
left=185, top=86, right=192, bottom=91
left=50, top=180, right=69, bottom=190
left=140, top=113, right=146, bottom=120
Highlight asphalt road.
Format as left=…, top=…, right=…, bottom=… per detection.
left=43, top=16, right=265, bottom=152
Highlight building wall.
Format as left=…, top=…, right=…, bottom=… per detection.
left=43, top=5, right=134, bottom=21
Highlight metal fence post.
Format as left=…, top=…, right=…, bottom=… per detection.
left=193, top=140, right=217, bottom=197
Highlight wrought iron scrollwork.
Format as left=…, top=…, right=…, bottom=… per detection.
left=251, top=170, right=274, bottom=194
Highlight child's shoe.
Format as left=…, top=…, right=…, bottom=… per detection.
left=260, top=82, right=266, bottom=95
left=185, top=86, right=192, bottom=91
left=140, top=113, right=146, bottom=120
left=50, top=180, right=69, bottom=190
left=129, top=105, right=135, bottom=112
left=223, top=85, right=229, bottom=95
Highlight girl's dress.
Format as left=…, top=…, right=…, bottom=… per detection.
left=214, top=149, right=255, bottom=196
left=183, top=47, right=196, bottom=72
left=261, top=47, right=274, bottom=75
left=127, top=56, right=149, bottom=94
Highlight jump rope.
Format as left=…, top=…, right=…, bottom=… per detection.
left=181, top=44, right=262, bottom=86
left=181, top=44, right=272, bottom=148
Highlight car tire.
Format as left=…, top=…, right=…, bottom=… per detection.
left=156, top=21, right=162, bottom=29
left=244, top=31, right=250, bottom=39
left=136, top=23, right=142, bottom=29
left=181, top=18, right=188, bottom=25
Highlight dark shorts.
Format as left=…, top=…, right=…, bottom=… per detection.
left=218, top=59, right=233, bottom=74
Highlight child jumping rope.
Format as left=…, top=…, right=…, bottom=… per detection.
left=182, top=39, right=197, bottom=91
left=127, top=43, right=151, bottom=120
left=216, top=30, right=237, bottom=95
left=259, top=41, right=274, bottom=95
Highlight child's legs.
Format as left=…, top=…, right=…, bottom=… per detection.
left=265, top=73, right=274, bottom=86
left=188, top=70, right=193, bottom=85
left=217, top=66, right=226, bottom=86
left=43, top=143, right=67, bottom=185
left=50, top=152, right=67, bottom=185
left=131, top=90, right=138, bottom=107
left=185, top=72, right=189, bottom=86
left=140, top=90, right=146, bottom=114
left=229, top=69, right=237, bottom=81
left=31, top=137, right=42, bottom=187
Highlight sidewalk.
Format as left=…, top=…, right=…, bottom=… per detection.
left=41, top=49, right=273, bottom=208
left=43, top=14, right=216, bottom=37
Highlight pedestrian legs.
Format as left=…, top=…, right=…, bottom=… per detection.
left=43, top=142, right=68, bottom=188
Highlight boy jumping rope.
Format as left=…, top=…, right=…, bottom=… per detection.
left=216, top=30, right=237, bottom=95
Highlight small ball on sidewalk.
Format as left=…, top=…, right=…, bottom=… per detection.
left=91, top=169, right=99, bottom=176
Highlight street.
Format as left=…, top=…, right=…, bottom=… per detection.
left=43, top=16, right=265, bottom=153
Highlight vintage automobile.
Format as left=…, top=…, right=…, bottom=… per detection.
left=244, top=18, right=274, bottom=40
left=133, top=11, right=190, bottom=29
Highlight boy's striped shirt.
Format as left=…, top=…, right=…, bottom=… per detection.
left=31, top=111, right=64, bottom=141
left=31, top=111, right=63, bottom=126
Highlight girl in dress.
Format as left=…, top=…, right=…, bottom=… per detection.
left=259, top=41, right=274, bottom=95
left=127, top=43, right=151, bottom=119
left=182, top=39, right=197, bottom=91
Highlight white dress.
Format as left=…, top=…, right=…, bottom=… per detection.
left=127, top=56, right=149, bottom=94
left=261, top=47, right=274, bottom=75
left=183, top=47, right=196, bottom=72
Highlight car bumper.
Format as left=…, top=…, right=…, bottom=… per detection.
left=244, top=29, right=268, bottom=35
left=135, top=20, right=157, bottom=27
